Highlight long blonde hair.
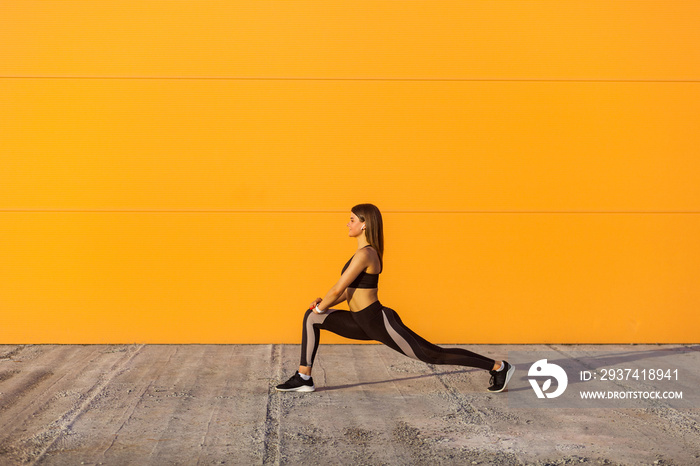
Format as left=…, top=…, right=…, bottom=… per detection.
left=351, top=203, right=384, bottom=267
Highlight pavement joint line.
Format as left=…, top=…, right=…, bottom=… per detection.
left=316, top=356, right=328, bottom=389
left=195, top=346, right=236, bottom=465
left=262, top=344, right=282, bottom=466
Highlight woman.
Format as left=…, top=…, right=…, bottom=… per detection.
left=276, top=204, right=514, bottom=393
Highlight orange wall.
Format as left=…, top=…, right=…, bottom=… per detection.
left=1, top=1, right=698, bottom=343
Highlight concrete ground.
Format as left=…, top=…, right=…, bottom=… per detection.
left=0, top=344, right=698, bottom=465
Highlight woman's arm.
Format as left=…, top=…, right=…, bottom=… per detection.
left=310, top=289, right=347, bottom=310
left=327, top=290, right=348, bottom=308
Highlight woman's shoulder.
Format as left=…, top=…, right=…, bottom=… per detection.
left=356, top=245, right=377, bottom=258
left=356, top=246, right=381, bottom=270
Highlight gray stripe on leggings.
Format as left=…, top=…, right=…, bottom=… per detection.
left=305, top=310, right=330, bottom=366
left=382, top=310, right=418, bottom=360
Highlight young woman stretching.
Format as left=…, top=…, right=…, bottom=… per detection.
left=276, top=204, right=515, bottom=393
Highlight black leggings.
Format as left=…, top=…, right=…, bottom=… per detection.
left=300, top=301, right=495, bottom=371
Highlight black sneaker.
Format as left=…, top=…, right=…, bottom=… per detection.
left=275, top=371, right=315, bottom=392
left=487, top=361, right=514, bottom=393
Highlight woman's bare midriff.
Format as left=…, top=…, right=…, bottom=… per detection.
left=346, top=287, right=379, bottom=312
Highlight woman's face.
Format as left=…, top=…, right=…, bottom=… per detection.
left=347, top=213, right=366, bottom=238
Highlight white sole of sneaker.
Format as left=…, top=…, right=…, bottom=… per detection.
left=275, top=385, right=315, bottom=392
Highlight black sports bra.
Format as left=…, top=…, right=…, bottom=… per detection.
left=341, top=246, right=381, bottom=289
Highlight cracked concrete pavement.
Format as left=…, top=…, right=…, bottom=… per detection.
left=0, top=344, right=698, bottom=465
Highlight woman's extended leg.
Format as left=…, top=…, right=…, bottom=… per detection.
left=353, top=304, right=514, bottom=392
left=352, top=303, right=495, bottom=370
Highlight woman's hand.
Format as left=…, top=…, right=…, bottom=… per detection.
left=309, top=297, right=323, bottom=311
